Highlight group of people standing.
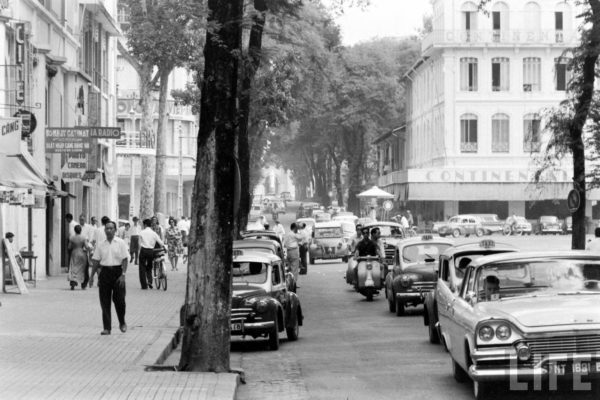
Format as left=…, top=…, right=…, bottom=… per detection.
left=282, top=222, right=311, bottom=282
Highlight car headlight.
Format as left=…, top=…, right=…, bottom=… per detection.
left=496, top=324, right=511, bottom=340
left=478, top=325, right=494, bottom=342
left=256, top=299, right=268, bottom=313
left=516, top=343, right=531, bottom=361
left=400, top=275, right=412, bottom=288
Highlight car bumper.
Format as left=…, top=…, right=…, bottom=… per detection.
left=540, top=228, right=562, bottom=233
left=396, top=290, right=430, bottom=302
left=470, top=350, right=600, bottom=382
left=309, top=249, right=349, bottom=258
left=230, top=320, right=275, bottom=336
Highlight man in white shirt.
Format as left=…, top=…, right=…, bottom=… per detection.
left=587, top=227, right=600, bottom=252
left=273, top=219, right=285, bottom=241
left=400, top=214, right=409, bottom=229
left=139, top=218, right=165, bottom=289
left=298, top=223, right=310, bottom=275
left=89, top=216, right=109, bottom=288
left=65, top=213, right=76, bottom=270
left=129, top=216, right=141, bottom=265
left=91, top=220, right=129, bottom=335
left=283, top=223, right=304, bottom=282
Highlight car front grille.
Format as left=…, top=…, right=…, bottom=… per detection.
left=412, top=282, right=435, bottom=291
left=526, top=334, right=600, bottom=357
left=231, top=307, right=253, bottom=322
left=384, top=244, right=395, bottom=263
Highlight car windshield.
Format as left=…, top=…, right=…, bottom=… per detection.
left=540, top=216, right=558, bottom=223
left=316, top=214, right=331, bottom=221
left=475, top=259, right=600, bottom=302
left=449, top=217, right=460, bottom=223
left=402, top=243, right=451, bottom=264
left=373, top=226, right=403, bottom=237
left=236, top=247, right=273, bottom=254
left=479, top=215, right=498, bottom=222
left=515, top=217, right=527, bottom=223
left=340, top=222, right=355, bottom=235
left=315, top=227, right=342, bottom=238
left=232, top=262, right=268, bottom=284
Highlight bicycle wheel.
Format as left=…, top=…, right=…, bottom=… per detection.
left=153, top=262, right=160, bottom=289
left=161, top=270, right=168, bottom=291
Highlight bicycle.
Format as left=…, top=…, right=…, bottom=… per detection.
left=152, top=248, right=168, bottom=291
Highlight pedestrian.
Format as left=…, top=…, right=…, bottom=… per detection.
left=586, top=227, right=600, bottom=252
left=283, top=223, right=304, bottom=283
left=151, top=216, right=165, bottom=241
left=91, top=220, right=128, bottom=335
left=298, top=223, right=309, bottom=275
left=129, top=216, right=141, bottom=265
left=89, top=216, right=110, bottom=288
left=177, top=216, right=189, bottom=264
left=406, top=210, right=414, bottom=227
left=165, top=217, right=183, bottom=271
left=139, top=218, right=165, bottom=289
left=68, top=224, right=90, bottom=290
left=400, top=213, right=409, bottom=229
left=65, top=213, right=76, bottom=270
left=4, top=232, right=24, bottom=270
left=273, top=219, right=285, bottom=242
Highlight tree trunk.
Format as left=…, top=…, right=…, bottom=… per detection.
left=237, top=0, right=267, bottom=234
left=571, top=0, right=600, bottom=249
left=139, top=68, right=156, bottom=220
left=179, top=0, right=243, bottom=372
left=342, top=130, right=364, bottom=215
left=154, top=67, right=172, bottom=215
left=329, top=146, right=344, bottom=207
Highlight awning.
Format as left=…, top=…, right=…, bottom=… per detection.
left=357, top=186, right=395, bottom=199
left=0, top=154, right=49, bottom=190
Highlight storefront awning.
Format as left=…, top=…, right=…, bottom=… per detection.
left=0, top=154, right=49, bottom=190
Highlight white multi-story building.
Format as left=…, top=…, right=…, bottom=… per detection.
left=0, top=0, right=120, bottom=280
left=377, top=0, right=600, bottom=223
left=115, top=4, right=198, bottom=220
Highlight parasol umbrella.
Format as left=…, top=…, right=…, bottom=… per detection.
left=356, top=186, right=394, bottom=199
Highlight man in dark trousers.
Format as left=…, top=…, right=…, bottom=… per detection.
left=91, top=220, right=129, bottom=335
left=138, top=218, right=164, bottom=289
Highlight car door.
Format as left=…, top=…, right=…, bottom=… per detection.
left=433, top=256, right=450, bottom=318
left=448, top=266, right=477, bottom=368
left=444, top=265, right=473, bottom=357
left=437, top=256, right=456, bottom=343
left=271, top=262, right=288, bottom=316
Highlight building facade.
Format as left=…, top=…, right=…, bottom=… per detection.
left=115, top=4, right=198, bottom=220
left=377, top=0, right=600, bottom=223
left=0, top=0, right=120, bottom=280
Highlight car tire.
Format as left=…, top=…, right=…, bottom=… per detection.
left=475, top=228, right=484, bottom=237
left=452, top=229, right=460, bottom=238
left=473, top=380, right=492, bottom=400
left=268, top=318, right=279, bottom=351
left=366, top=290, right=373, bottom=302
left=395, top=298, right=405, bottom=316
left=452, top=359, right=469, bottom=383
left=286, top=312, right=299, bottom=341
left=428, top=310, right=439, bottom=344
left=388, top=290, right=396, bottom=313
left=309, top=257, right=315, bottom=265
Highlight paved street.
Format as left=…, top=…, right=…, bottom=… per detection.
left=0, top=263, right=238, bottom=400
left=232, top=212, right=600, bottom=400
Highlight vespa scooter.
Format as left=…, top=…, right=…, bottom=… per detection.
left=354, top=255, right=384, bottom=301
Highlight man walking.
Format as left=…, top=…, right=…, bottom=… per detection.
left=298, top=223, right=309, bottom=275
left=89, top=216, right=110, bottom=288
left=283, top=223, right=304, bottom=282
left=139, top=218, right=164, bottom=289
left=79, top=214, right=93, bottom=289
left=91, top=220, right=129, bottom=335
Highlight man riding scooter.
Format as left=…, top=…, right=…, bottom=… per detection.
left=352, top=227, right=385, bottom=301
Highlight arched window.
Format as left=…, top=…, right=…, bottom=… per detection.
left=491, top=57, right=509, bottom=91
left=491, top=2, right=509, bottom=42
left=555, top=2, right=572, bottom=42
left=461, top=2, right=479, bottom=41
left=524, top=2, right=541, bottom=32
left=523, top=57, right=541, bottom=92
left=460, top=114, right=478, bottom=153
left=460, top=58, right=478, bottom=91
left=491, top=114, right=510, bottom=153
left=523, top=113, right=541, bottom=152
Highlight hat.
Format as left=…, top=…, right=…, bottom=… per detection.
left=5, top=232, right=14, bottom=239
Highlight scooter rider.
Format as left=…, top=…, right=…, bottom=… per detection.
left=352, top=227, right=380, bottom=287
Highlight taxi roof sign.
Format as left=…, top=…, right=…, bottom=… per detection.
left=479, top=240, right=495, bottom=249
left=233, top=249, right=244, bottom=258
left=421, top=234, right=434, bottom=241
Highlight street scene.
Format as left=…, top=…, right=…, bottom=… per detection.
left=3, top=0, right=600, bottom=399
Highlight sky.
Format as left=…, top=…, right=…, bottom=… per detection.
left=330, top=0, right=433, bottom=46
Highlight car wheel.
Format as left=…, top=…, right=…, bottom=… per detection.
left=502, top=225, right=511, bottom=236
left=366, top=290, right=373, bottom=302
left=388, top=295, right=396, bottom=313
left=452, top=229, right=460, bottom=238
left=428, top=310, right=439, bottom=344
left=473, top=380, right=492, bottom=400
left=475, top=228, right=483, bottom=237
left=452, top=359, right=469, bottom=383
left=395, top=298, right=405, bottom=316
left=309, top=257, right=315, bottom=265
left=286, top=312, right=299, bottom=341
left=268, top=318, right=279, bottom=351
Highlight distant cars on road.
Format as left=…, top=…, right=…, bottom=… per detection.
left=438, top=215, right=485, bottom=238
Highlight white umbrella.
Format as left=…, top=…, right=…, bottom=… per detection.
left=356, top=186, right=394, bottom=199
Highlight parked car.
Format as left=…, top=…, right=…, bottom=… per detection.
left=562, top=216, right=573, bottom=234
left=438, top=251, right=600, bottom=399
left=332, top=214, right=359, bottom=225
left=534, top=215, right=562, bottom=235
left=231, top=250, right=303, bottom=350
left=384, top=234, right=453, bottom=316
left=309, top=222, right=351, bottom=264
left=249, top=204, right=263, bottom=221
left=438, top=215, right=485, bottom=238
left=471, top=214, right=504, bottom=235
left=502, top=215, right=533, bottom=235
left=423, top=239, right=518, bottom=344
left=233, top=239, right=285, bottom=263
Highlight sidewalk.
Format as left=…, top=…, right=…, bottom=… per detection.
left=0, top=262, right=239, bottom=400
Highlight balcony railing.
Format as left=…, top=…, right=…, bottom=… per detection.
left=461, top=142, right=478, bottom=153
left=422, top=29, right=575, bottom=52
left=492, top=142, right=509, bottom=153
left=524, top=141, right=541, bottom=152
left=116, top=130, right=156, bottom=149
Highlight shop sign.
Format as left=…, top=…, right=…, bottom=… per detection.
left=14, top=110, right=36, bottom=138
left=15, top=23, right=24, bottom=66
left=0, top=117, right=22, bottom=154
left=0, top=190, right=10, bottom=203
left=412, top=168, right=571, bottom=184
left=567, top=189, right=581, bottom=213
left=45, top=127, right=122, bottom=153
left=103, top=163, right=115, bottom=187
left=61, top=154, right=88, bottom=182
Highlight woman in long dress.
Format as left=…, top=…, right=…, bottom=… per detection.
left=68, top=225, right=89, bottom=290
left=165, top=218, right=183, bottom=271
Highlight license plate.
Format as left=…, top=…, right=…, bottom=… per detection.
left=231, top=322, right=243, bottom=332
left=551, top=362, right=600, bottom=376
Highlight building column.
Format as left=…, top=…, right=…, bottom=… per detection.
left=443, top=201, right=459, bottom=219
left=507, top=201, right=525, bottom=217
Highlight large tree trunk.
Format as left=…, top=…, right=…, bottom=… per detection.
left=139, top=68, right=156, bottom=220
left=329, top=146, right=344, bottom=207
left=154, top=67, right=172, bottom=215
left=343, top=130, right=365, bottom=215
left=179, top=0, right=243, bottom=372
left=570, top=0, right=600, bottom=249
left=237, top=0, right=267, bottom=234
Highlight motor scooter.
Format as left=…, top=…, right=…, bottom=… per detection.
left=354, top=255, right=384, bottom=301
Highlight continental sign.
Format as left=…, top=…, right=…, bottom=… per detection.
left=45, top=127, right=122, bottom=153
left=411, top=168, right=571, bottom=183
